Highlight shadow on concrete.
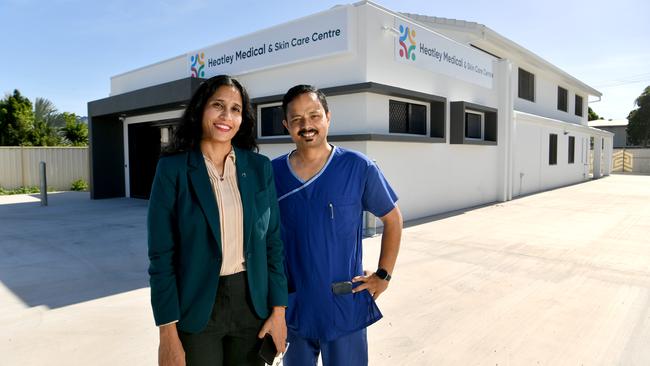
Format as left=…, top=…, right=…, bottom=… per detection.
left=0, top=192, right=150, bottom=309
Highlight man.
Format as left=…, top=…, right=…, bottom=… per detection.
left=271, top=85, right=402, bottom=366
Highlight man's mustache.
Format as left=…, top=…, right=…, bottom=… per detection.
left=298, top=128, right=318, bottom=136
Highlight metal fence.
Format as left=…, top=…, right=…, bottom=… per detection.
left=0, top=147, right=89, bottom=190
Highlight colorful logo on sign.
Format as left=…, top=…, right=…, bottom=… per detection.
left=398, top=25, right=416, bottom=61
left=190, top=52, right=205, bottom=78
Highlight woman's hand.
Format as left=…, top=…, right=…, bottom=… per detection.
left=159, top=323, right=185, bottom=366
left=257, top=306, right=287, bottom=355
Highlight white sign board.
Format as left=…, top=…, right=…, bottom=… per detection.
left=394, top=18, right=494, bottom=89
left=188, top=5, right=352, bottom=78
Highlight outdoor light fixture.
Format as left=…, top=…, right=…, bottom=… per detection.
left=563, top=130, right=569, bottom=135
left=381, top=25, right=401, bottom=37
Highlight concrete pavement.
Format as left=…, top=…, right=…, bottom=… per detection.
left=1, top=174, right=649, bottom=365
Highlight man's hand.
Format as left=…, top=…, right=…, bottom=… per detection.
left=257, top=306, right=287, bottom=355
left=352, top=270, right=389, bottom=300
left=159, top=323, right=185, bottom=366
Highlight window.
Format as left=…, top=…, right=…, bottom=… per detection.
left=389, top=100, right=427, bottom=135
left=549, top=134, right=558, bottom=165
left=557, top=87, right=568, bottom=112
left=568, top=136, right=575, bottom=164
left=450, top=101, right=498, bottom=145
left=464, top=110, right=484, bottom=139
left=518, top=68, right=535, bottom=102
left=259, top=104, right=287, bottom=137
left=575, top=95, right=583, bottom=116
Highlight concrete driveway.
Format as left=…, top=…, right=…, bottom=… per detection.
left=1, top=174, right=649, bottom=365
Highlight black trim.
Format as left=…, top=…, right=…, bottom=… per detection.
left=88, top=77, right=206, bottom=199
left=450, top=101, right=498, bottom=146
left=470, top=44, right=502, bottom=60
left=549, top=133, right=558, bottom=165
left=575, top=95, right=584, bottom=117
left=252, top=82, right=446, bottom=106
left=252, top=82, right=446, bottom=141
left=88, top=115, right=125, bottom=199
left=518, top=68, right=535, bottom=102
left=258, top=133, right=445, bottom=144
left=88, top=77, right=206, bottom=118
left=557, top=86, right=568, bottom=112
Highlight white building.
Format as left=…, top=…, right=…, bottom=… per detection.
left=588, top=119, right=628, bottom=148
left=88, top=1, right=613, bottom=222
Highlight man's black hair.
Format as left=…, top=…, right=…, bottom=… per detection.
left=281, top=84, right=329, bottom=119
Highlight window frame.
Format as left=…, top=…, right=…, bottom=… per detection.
left=464, top=110, right=485, bottom=140
left=388, top=96, right=429, bottom=136
left=518, top=68, right=535, bottom=102
left=450, top=101, right=498, bottom=145
left=575, top=95, right=584, bottom=117
left=251, top=82, right=447, bottom=143
left=549, top=133, right=558, bottom=165
left=256, top=102, right=287, bottom=138
left=557, top=86, right=568, bottom=112
left=568, top=135, right=575, bottom=164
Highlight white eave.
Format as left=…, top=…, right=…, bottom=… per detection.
left=402, top=13, right=602, bottom=98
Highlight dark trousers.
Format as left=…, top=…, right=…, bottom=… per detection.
left=178, top=272, right=265, bottom=366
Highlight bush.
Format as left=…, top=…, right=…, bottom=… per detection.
left=70, top=179, right=88, bottom=191
left=0, top=186, right=41, bottom=195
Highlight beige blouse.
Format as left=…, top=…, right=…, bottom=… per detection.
left=204, top=150, right=246, bottom=276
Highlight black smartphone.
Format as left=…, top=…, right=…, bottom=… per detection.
left=258, top=333, right=277, bottom=365
left=331, top=281, right=353, bottom=295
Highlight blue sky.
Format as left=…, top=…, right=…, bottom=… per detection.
left=1, top=0, right=648, bottom=120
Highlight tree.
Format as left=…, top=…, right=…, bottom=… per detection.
left=31, top=97, right=64, bottom=146
left=627, top=86, right=650, bottom=147
left=0, top=90, right=34, bottom=145
left=588, top=107, right=602, bottom=121
left=34, top=97, right=65, bottom=128
left=60, top=112, right=88, bottom=146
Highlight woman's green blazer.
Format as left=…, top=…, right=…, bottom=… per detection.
left=147, top=147, right=288, bottom=333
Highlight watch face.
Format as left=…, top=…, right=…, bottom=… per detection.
left=376, top=268, right=388, bottom=280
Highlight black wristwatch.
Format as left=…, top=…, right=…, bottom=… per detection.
left=375, top=268, right=391, bottom=282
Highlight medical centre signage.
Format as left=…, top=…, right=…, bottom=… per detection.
left=189, top=6, right=352, bottom=78
left=394, top=18, right=494, bottom=89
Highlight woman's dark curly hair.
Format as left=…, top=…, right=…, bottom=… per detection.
left=165, top=75, right=257, bottom=155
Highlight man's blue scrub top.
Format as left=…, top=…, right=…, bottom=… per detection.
left=272, top=146, right=398, bottom=341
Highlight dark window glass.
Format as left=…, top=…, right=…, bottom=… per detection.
left=568, top=136, right=575, bottom=164
left=409, top=104, right=427, bottom=135
left=558, top=87, right=568, bottom=112
left=549, top=134, right=558, bottom=165
left=260, top=106, right=287, bottom=137
left=575, top=95, right=583, bottom=116
left=389, top=100, right=426, bottom=135
left=518, top=68, right=535, bottom=102
left=389, top=100, right=408, bottom=133
left=465, top=112, right=482, bottom=139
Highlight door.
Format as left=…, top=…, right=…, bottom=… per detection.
left=128, top=122, right=169, bottom=199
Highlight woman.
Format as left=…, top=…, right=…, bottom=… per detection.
left=147, top=75, right=287, bottom=366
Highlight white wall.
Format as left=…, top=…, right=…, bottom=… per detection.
left=363, top=141, right=499, bottom=221
left=512, top=112, right=601, bottom=196
left=513, top=61, right=587, bottom=126
left=362, top=5, right=499, bottom=110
